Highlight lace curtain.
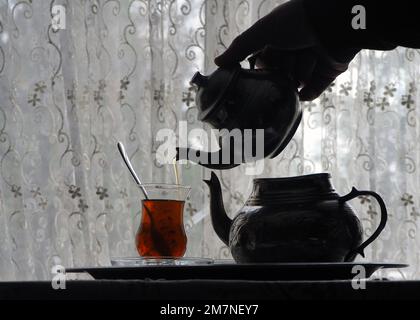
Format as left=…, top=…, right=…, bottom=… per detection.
left=0, top=0, right=419, bottom=281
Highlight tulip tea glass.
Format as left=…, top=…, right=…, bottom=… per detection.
left=135, top=184, right=191, bottom=258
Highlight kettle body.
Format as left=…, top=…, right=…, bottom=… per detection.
left=177, top=66, right=302, bottom=169
left=204, top=172, right=388, bottom=263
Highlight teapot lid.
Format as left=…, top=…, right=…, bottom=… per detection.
left=190, top=67, right=240, bottom=121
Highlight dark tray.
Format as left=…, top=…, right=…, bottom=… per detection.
left=67, top=263, right=407, bottom=281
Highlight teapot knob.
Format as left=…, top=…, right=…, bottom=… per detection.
left=190, top=72, right=208, bottom=87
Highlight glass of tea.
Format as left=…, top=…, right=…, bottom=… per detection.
left=135, top=184, right=191, bottom=258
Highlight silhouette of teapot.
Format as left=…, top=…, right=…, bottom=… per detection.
left=204, top=172, right=388, bottom=263
left=176, top=59, right=302, bottom=169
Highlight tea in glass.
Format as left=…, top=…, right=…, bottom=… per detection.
left=135, top=185, right=190, bottom=258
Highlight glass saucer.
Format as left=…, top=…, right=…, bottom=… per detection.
left=110, top=257, right=214, bottom=266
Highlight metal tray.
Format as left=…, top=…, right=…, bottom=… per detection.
left=67, top=262, right=407, bottom=281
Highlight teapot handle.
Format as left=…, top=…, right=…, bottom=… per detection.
left=339, top=187, right=388, bottom=262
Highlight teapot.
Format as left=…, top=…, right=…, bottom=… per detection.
left=204, top=172, right=387, bottom=263
left=176, top=60, right=302, bottom=169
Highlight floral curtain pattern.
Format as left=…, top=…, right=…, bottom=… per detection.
left=0, top=0, right=419, bottom=280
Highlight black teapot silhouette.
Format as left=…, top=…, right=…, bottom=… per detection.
left=176, top=62, right=302, bottom=169
left=204, top=172, right=388, bottom=263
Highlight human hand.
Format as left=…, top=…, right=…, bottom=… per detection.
left=214, top=0, right=359, bottom=101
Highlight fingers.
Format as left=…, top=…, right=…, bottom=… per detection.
left=254, top=47, right=317, bottom=89
left=298, top=60, right=347, bottom=100
left=255, top=46, right=296, bottom=71
left=294, top=50, right=317, bottom=87
left=242, top=45, right=346, bottom=100
left=298, top=48, right=361, bottom=100
left=299, top=75, right=335, bottom=101
left=214, top=16, right=273, bottom=67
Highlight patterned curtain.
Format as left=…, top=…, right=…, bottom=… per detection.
left=0, top=0, right=419, bottom=281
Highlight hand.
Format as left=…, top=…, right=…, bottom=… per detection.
left=214, top=0, right=359, bottom=101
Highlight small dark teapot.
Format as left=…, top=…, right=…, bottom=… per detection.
left=204, top=172, right=387, bottom=263
left=176, top=62, right=302, bottom=169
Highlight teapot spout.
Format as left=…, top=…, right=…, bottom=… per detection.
left=176, top=147, right=240, bottom=170
left=203, top=172, right=232, bottom=246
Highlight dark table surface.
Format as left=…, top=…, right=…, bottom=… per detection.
left=1, top=280, right=420, bottom=300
